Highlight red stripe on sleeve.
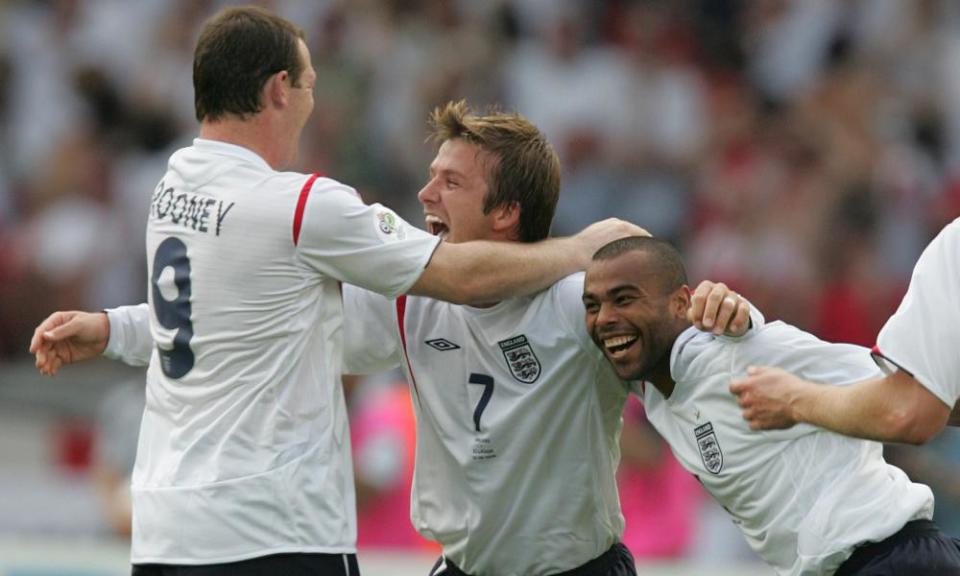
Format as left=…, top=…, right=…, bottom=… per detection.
left=292, top=173, right=320, bottom=246
left=396, top=296, right=421, bottom=401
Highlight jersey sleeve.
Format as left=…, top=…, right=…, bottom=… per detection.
left=342, top=284, right=402, bottom=374
left=550, top=272, right=595, bottom=351
left=876, top=219, right=960, bottom=407
left=295, top=178, right=441, bottom=298
left=738, top=322, right=882, bottom=386
left=103, top=303, right=153, bottom=366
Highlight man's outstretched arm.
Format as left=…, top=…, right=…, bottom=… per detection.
left=31, top=311, right=111, bottom=376
left=31, top=304, right=153, bottom=375
left=410, top=219, right=648, bottom=305
left=730, top=366, right=951, bottom=445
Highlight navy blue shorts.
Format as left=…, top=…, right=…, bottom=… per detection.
left=132, top=552, right=360, bottom=576
left=836, top=520, right=960, bottom=575
left=429, top=542, right=636, bottom=576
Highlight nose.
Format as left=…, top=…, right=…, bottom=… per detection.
left=595, top=302, right=619, bottom=328
left=417, top=177, right=440, bottom=206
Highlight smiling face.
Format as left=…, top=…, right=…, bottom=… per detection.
left=582, top=249, right=689, bottom=381
left=417, top=138, right=503, bottom=244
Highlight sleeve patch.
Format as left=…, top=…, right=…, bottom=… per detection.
left=375, top=209, right=408, bottom=241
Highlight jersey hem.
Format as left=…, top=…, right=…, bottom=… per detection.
left=131, top=545, right=358, bottom=566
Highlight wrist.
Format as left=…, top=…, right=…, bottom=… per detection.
left=98, top=310, right=113, bottom=356
left=786, top=380, right=814, bottom=425
left=563, top=235, right=592, bottom=270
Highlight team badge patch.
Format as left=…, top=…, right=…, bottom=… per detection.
left=498, top=334, right=540, bottom=383
left=695, top=422, right=724, bottom=474
left=375, top=210, right=406, bottom=240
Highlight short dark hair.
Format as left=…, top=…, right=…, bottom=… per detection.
left=193, top=6, right=306, bottom=122
left=593, top=236, right=688, bottom=293
left=429, top=100, right=561, bottom=243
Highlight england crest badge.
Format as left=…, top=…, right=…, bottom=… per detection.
left=498, top=334, right=541, bottom=384
left=694, top=422, right=724, bottom=474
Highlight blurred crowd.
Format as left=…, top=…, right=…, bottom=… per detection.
left=2, top=0, right=960, bottom=561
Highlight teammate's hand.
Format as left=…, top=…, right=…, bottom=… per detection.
left=729, top=366, right=803, bottom=430
left=687, top=281, right=750, bottom=337
left=30, top=311, right=110, bottom=376
left=574, top=218, right=651, bottom=266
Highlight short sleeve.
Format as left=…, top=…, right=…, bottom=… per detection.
left=549, top=273, right=595, bottom=351
left=295, top=179, right=441, bottom=298
left=342, top=284, right=403, bottom=374
left=876, top=219, right=960, bottom=407
left=738, top=323, right=882, bottom=387
left=104, top=303, right=153, bottom=366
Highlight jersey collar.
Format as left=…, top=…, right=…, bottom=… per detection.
left=193, top=138, right=273, bottom=171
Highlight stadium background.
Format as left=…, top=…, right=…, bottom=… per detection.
left=1, top=0, right=959, bottom=574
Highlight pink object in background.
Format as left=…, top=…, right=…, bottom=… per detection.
left=351, top=383, right=439, bottom=552
left=618, top=396, right=701, bottom=558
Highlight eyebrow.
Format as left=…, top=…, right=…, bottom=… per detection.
left=606, top=284, right=643, bottom=297
left=430, top=165, right=466, bottom=180
left=582, top=283, right=643, bottom=302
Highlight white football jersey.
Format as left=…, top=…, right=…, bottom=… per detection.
left=875, top=217, right=960, bottom=408
left=343, top=273, right=629, bottom=576
left=637, top=322, right=934, bottom=575
left=134, top=138, right=439, bottom=564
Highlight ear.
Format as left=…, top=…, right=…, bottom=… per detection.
left=672, top=285, right=692, bottom=319
left=264, top=70, right=290, bottom=110
left=490, top=201, right=521, bottom=238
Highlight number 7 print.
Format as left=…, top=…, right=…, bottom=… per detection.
left=468, top=373, right=494, bottom=432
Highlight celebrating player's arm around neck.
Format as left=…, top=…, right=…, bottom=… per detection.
left=30, top=95, right=742, bottom=576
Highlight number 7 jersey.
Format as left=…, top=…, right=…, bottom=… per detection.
left=343, top=273, right=629, bottom=576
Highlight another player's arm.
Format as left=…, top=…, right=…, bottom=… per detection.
left=341, top=285, right=403, bottom=375
left=686, top=281, right=755, bottom=337
left=409, top=218, right=648, bottom=304
left=949, top=402, right=960, bottom=427
left=731, top=367, right=950, bottom=444
left=31, top=304, right=153, bottom=375
left=31, top=311, right=111, bottom=375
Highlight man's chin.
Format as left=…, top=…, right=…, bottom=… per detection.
left=607, top=356, right=643, bottom=381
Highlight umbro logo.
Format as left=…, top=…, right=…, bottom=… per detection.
left=425, top=338, right=460, bottom=351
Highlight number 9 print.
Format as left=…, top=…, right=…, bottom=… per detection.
left=151, top=237, right=195, bottom=378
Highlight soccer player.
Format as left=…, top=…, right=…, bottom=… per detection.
left=33, top=101, right=750, bottom=575
left=730, top=217, right=960, bottom=445
left=29, top=7, right=643, bottom=576
left=582, top=236, right=960, bottom=575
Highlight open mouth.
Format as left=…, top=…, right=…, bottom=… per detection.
left=602, top=334, right=638, bottom=359
left=425, top=215, right=449, bottom=238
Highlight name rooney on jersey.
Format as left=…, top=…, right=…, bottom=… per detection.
left=149, top=180, right=235, bottom=236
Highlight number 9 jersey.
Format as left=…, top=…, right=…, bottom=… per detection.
left=137, top=138, right=439, bottom=564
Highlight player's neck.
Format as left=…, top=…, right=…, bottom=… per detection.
left=199, top=116, right=288, bottom=170
left=646, top=324, right=687, bottom=399
left=646, top=360, right=676, bottom=399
